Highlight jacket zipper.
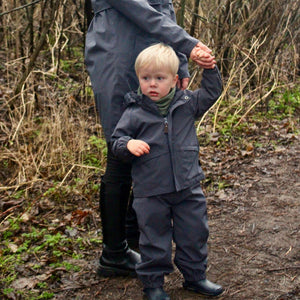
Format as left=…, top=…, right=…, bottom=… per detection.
left=164, top=117, right=168, bottom=133
left=164, top=116, right=178, bottom=190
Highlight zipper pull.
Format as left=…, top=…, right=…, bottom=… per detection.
left=164, top=118, right=168, bottom=133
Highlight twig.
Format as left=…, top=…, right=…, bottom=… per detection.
left=0, top=179, right=44, bottom=191
left=266, top=266, right=300, bottom=272
left=14, top=0, right=61, bottom=97
left=0, top=0, right=44, bottom=17
left=12, top=81, right=27, bottom=141
left=58, top=279, right=108, bottom=291
left=0, top=205, right=22, bottom=218
left=58, top=164, right=103, bottom=187
left=234, top=75, right=279, bottom=128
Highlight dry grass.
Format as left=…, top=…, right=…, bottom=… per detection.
left=181, top=0, right=299, bottom=129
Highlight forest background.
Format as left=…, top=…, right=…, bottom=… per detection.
left=0, top=0, right=299, bottom=299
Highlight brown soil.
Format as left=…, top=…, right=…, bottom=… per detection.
left=51, top=136, right=300, bottom=300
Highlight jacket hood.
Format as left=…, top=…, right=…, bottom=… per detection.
left=124, top=91, right=159, bottom=114
left=124, top=91, right=141, bottom=106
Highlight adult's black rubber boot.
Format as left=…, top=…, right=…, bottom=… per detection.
left=98, top=180, right=141, bottom=277
left=126, top=191, right=140, bottom=250
left=99, top=241, right=141, bottom=277
left=143, top=287, right=171, bottom=300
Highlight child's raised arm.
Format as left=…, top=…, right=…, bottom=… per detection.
left=191, top=66, right=222, bottom=118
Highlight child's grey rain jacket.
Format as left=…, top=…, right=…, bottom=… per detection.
left=85, top=0, right=199, bottom=141
left=111, top=67, right=222, bottom=198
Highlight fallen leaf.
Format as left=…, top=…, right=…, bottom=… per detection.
left=10, top=277, right=37, bottom=289
left=7, top=243, right=18, bottom=253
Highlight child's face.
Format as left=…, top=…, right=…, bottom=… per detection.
left=138, top=67, right=178, bottom=101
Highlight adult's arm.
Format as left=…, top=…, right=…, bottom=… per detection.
left=104, top=0, right=199, bottom=57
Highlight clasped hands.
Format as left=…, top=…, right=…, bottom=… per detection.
left=177, top=42, right=216, bottom=90
left=190, top=42, right=216, bottom=69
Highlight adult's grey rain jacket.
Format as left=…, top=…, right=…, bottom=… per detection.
left=85, top=0, right=200, bottom=141
left=111, top=67, right=222, bottom=198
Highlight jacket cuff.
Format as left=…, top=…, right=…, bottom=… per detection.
left=112, top=136, right=135, bottom=162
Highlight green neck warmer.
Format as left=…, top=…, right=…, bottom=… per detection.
left=138, top=87, right=176, bottom=116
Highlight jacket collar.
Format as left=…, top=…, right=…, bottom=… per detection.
left=124, top=88, right=190, bottom=115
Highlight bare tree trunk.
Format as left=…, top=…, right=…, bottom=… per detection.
left=190, top=0, right=200, bottom=36
left=85, top=0, right=93, bottom=29
left=14, top=0, right=61, bottom=98
left=28, top=1, right=34, bottom=55
left=177, top=0, right=186, bottom=28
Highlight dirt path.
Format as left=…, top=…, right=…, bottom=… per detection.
left=204, top=139, right=300, bottom=300
left=53, top=136, right=299, bottom=300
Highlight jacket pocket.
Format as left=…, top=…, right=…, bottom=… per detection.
left=174, top=146, right=200, bottom=180
left=132, top=151, right=174, bottom=196
left=135, top=149, right=169, bottom=164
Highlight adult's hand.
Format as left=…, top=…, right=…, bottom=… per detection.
left=190, top=42, right=216, bottom=69
left=177, top=77, right=190, bottom=90
left=195, top=41, right=212, bottom=54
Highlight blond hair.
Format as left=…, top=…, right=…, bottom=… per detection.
left=135, top=43, right=179, bottom=76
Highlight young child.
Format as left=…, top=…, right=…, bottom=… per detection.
left=111, top=43, right=223, bottom=300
